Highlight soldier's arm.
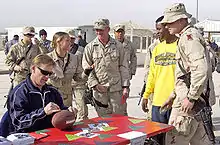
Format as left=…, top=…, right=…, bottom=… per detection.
left=143, top=47, right=156, bottom=99
left=184, top=34, right=208, bottom=101
left=74, top=55, right=88, bottom=81
left=38, top=44, right=49, bottom=54
left=5, top=45, right=17, bottom=71
left=82, top=44, right=99, bottom=88
left=118, top=43, right=130, bottom=87
left=130, top=42, right=137, bottom=76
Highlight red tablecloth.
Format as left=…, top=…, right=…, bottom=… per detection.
left=31, top=114, right=174, bottom=145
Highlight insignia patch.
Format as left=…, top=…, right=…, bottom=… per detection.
left=186, top=34, right=193, bottom=40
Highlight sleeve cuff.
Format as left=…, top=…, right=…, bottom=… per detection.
left=88, top=80, right=99, bottom=89
left=187, top=93, right=200, bottom=101
left=122, top=80, right=130, bottom=87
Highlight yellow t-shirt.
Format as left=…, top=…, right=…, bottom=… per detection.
left=143, top=40, right=177, bottom=106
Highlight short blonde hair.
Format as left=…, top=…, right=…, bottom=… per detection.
left=51, top=32, right=69, bottom=48
left=31, top=54, right=55, bottom=67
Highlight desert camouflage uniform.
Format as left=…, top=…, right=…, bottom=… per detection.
left=47, top=50, right=87, bottom=107
left=5, top=40, right=42, bottom=86
left=161, top=3, right=212, bottom=145
left=82, top=36, right=130, bottom=117
left=72, top=46, right=89, bottom=121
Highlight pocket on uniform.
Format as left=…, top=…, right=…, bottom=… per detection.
left=110, top=49, right=119, bottom=62
left=173, top=115, right=193, bottom=136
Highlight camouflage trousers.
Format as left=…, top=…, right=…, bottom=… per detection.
left=166, top=107, right=211, bottom=145
left=93, top=90, right=124, bottom=117
left=73, top=88, right=88, bottom=122
left=62, top=94, right=72, bottom=107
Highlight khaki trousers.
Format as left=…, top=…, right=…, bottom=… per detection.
left=93, top=90, right=124, bottom=117
left=73, top=88, right=88, bottom=121
left=166, top=107, right=211, bottom=145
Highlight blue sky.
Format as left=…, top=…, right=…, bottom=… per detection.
left=0, top=0, right=219, bottom=31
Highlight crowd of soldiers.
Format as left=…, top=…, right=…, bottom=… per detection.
left=1, top=2, right=220, bottom=145
left=3, top=19, right=137, bottom=122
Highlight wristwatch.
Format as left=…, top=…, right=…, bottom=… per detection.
left=187, top=97, right=197, bottom=103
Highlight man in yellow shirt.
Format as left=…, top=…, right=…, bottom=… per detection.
left=141, top=16, right=178, bottom=145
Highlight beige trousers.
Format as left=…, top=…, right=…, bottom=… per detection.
left=73, top=88, right=88, bottom=122
left=93, top=90, right=124, bottom=117
left=166, top=107, right=211, bottom=145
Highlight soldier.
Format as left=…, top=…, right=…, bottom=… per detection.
left=39, top=29, right=53, bottom=53
left=161, top=3, right=212, bottom=145
left=66, top=29, right=89, bottom=121
left=5, top=26, right=44, bottom=87
left=47, top=32, right=91, bottom=107
left=82, top=18, right=130, bottom=117
left=113, top=24, right=137, bottom=115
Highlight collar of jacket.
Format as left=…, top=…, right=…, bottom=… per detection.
left=51, top=49, right=69, bottom=62
left=25, top=74, right=51, bottom=93
left=93, top=36, right=116, bottom=46
left=19, top=40, right=31, bottom=47
left=179, top=24, right=193, bottom=35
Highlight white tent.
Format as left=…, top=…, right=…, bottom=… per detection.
left=195, top=19, right=220, bottom=33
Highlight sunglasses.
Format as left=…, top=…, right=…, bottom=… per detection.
left=25, top=34, right=35, bottom=37
left=37, top=67, right=53, bottom=76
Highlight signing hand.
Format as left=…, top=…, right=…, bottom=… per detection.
left=44, top=102, right=61, bottom=115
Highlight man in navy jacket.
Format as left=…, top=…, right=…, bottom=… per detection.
left=6, top=54, right=76, bottom=134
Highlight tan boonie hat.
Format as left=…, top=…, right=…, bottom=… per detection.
left=161, top=3, right=192, bottom=24
left=66, top=29, right=76, bottom=38
left=22, top=26, right=36, bottom=35
left=94, top=19, right=110, bottom=30
left=114, top=24, right=125, bottom=31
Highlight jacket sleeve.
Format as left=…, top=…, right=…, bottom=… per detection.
left=8, top=87, right=46, bottom=132
left=183, top=33, right=208, bottom=100
left=143, top=47, right=156, bottom=99
left=38, top=44, right=48, bottom=54
left=130, top=42, right=137, bottom=75
left=82, top=43, right=99, bottom=88
left=118, top=42, right=130, bottom=87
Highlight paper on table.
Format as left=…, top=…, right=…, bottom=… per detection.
left=128, top=118, right=145, bottom=124
left=117, top=131, right=146, bottom=145
left=98, top=134, right=112, bottom=140
left=0, top=136, right=12, bottom=145
left=102, top=126, right=118, bottom=132
left=129, top=125, right=144, bottom=131
left=35, top=129, right=50, bottom=134
left=75, top=131, right=99, bottom=138
left=65, top=134, right=82, bottom=141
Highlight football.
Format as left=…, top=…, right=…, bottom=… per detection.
left=51, top=110, right=76, bottom=130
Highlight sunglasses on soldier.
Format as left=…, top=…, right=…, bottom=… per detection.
left=37, top=67, right=53, bottom=76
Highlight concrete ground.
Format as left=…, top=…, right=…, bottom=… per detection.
left=0, top=50, right=220, bottom=143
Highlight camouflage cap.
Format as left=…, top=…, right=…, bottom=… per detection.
left=22, top=26, right=37, bottom=35
left=66, top=29, right=76, bottom=38
left=94, top=19, right=110, bottom=30
left=114, top=24, right=125, bottom=31
left=161, top=3, right=192, bottom=24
